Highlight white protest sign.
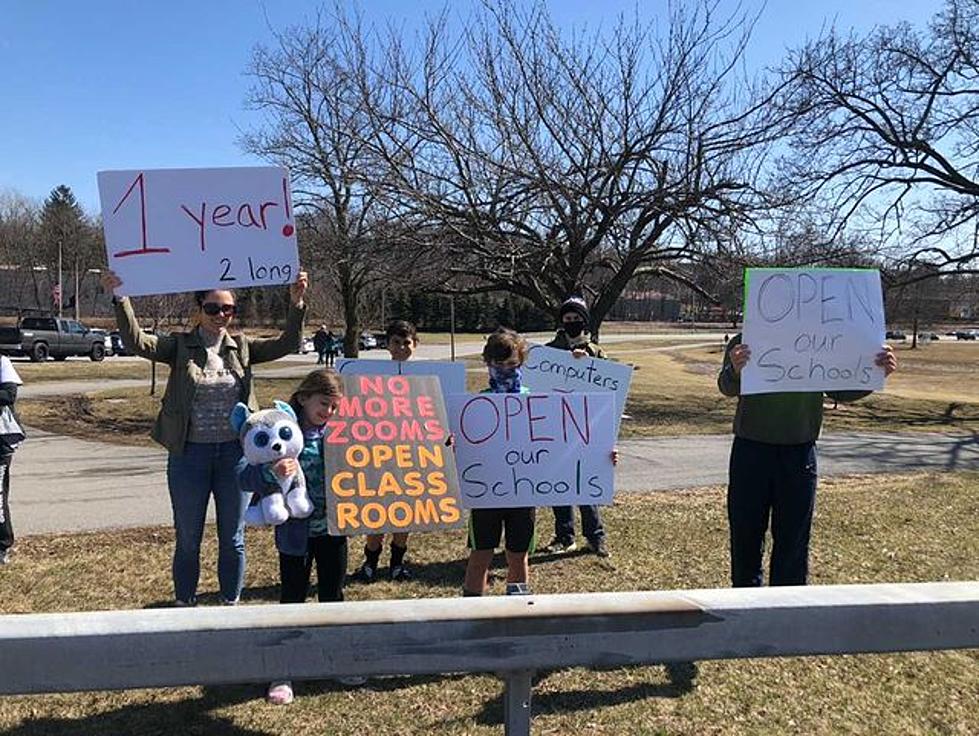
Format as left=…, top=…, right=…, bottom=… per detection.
left=522, top=344, right=633, bottom=435
left=97, top=167, right=299, bottom=296
left=741, top=268, right=886, bottom=395
left=335, top=359, right=467, bottom=398
left=447, top=392, right=616, bottom=509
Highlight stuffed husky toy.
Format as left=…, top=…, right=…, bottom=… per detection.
left=230, top=400, right=312, bottom=526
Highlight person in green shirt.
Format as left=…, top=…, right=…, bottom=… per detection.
left=718, top=334, right=897, bottom=587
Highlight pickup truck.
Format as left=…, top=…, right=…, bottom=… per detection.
left=0, top=316, right=108, bottom=362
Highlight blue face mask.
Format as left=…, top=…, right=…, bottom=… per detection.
left=488, top=364, right=523, bottom=393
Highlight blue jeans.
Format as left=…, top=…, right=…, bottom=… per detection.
left=727, top=436, right=818, bottom=587
left=166, top=441, right=246, bottom=603
left=553, top=504, right=605, bottom=544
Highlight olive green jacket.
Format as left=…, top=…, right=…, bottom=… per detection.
left=114, top=297, right=306, bottom=454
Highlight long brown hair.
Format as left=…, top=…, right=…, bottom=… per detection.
left=289, top=368, right=344, bottom=416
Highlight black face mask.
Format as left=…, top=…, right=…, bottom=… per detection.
left=563, top=321, right=585, bottom=338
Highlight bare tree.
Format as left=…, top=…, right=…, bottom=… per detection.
left=775, top=0, right=979, bottom=281
left=242, top=8, right=425, bottom=356
left=357, top=1, right=791, bottom=337
left=0, top=190, right=41, bottom=310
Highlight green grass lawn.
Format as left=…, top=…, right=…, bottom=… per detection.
left=0, top=472, right=976, bottom=735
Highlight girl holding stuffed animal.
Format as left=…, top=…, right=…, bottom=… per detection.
left=236, top=368, right=357, bottom=704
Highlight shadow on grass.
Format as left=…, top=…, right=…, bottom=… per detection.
left=471, top=662, right=699, bottom=727
left=0, top=685, right=264, bottom=736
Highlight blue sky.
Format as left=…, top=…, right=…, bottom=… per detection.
left=0, top=0, right=942, bottom=214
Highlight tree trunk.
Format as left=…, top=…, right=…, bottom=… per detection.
left=342, top=282, right=360, bottom=358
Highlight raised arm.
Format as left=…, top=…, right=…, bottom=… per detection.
left=718, top=334, right=748, bottom=397
left=101, top=271, right=176, bottom=363
left=248, top=271, right=308, bottom=365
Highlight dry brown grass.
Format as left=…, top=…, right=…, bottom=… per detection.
left=0, top=472, right=977, bottom=735
left=12, top=359, right=168, bottom=383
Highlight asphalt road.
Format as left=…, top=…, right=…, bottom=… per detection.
left=11, top=428, right=977, bottom=536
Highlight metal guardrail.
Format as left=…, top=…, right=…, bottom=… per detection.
left=1, top=582, right=977, bottom=735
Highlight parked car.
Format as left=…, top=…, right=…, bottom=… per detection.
left=0, top=316, right=107, bottom=361
left=89, top=329, right=114, bottom=356
left=358, top=332, right=377, bottom=350
left=955, top=330, right=977, bottom=340
left=885, top=330, right=906, bottom=340
left=299, top=335, right=314, bottom=355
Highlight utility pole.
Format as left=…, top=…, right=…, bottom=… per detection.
left=449, top=295, right=456, bottom=362
left=74, top=255, right=80, bottom=321
left=57, top=239, right=63, bottom=319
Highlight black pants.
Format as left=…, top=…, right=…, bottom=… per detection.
left=279, top=534, right=348, bottom=603
left=727, top=437, right=817, bottom=587
left=0, top=456, right=11, bottom=551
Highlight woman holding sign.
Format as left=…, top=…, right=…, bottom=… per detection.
left=101, top=269, right=308, bottom=606
left=718, top=334, right=897, bottom=587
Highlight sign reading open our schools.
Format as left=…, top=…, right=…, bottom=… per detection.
left=741, top=268, right=886, bottom=395
left=97, top=166, right=300, bottom=296
left=446, top=392, right=616, bottom=509
left=335, top=358, right=466, bottom=401
left=322, top=374, right=464, bottom=536
left=521, top=344, right=633, bottom=435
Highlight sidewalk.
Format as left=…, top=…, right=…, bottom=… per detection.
left=12, top=428, right=978, bottom=536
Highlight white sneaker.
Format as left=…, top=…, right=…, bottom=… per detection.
left=0, top=549, right=9, bottom=565
left=267, top=680, right=294, bottom=705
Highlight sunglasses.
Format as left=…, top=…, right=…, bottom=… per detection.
left=202, top=302, right=237, bottom=317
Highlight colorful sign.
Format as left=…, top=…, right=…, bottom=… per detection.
left=522, top=344, right=633, bottom=435
left=97, top=166, right=299, bottom=296
left=323, top=374, right=464, bottom=535
left=741, top=268, right=886, bottom=395
left=335, top=358, right=467, bottom=398
left=447, top=392, right=616, bottom=509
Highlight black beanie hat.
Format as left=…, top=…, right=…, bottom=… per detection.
left=558, top=296, right=591, bottom=329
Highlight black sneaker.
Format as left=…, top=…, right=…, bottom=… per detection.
left=352, top=561, right=377, bottom=583
left=587, top=538, right=610, bottom=558
left=390, top=564, right=412, bottom=582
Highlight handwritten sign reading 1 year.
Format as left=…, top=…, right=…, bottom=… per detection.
left=323, top=375, right=464, bottom=536
left=97, top=167, right=299, bottom=296
left=741, top=268, right=885, bottom=395
left=447, top=392, right=616, bottom=509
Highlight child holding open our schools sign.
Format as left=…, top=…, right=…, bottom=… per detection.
left=461, top=328, right=619, bottom=597
left=463, top=328, right=536, bottom=596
